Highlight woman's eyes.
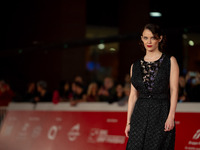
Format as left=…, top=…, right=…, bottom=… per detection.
left=143, top=37, right=156, bottom=40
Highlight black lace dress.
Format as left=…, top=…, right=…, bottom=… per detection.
left=126, top=53, right=175, bottom=150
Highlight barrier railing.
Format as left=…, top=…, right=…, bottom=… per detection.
left=6, top=102, right=200, bottom=112
left=0, top=102, right=200, bottom=150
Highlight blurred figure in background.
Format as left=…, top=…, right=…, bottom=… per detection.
left=70, top=82, right=87, bottom=106
left=118, top=84, right=130, bottom=106
left=52, top=81, right=73, bottom=104
left=0, top=80, right=14, bottom=106
left=33, top=80, right=52, bottom=103
left=124, top=73, right=131, bottom=88
left=71, top=82, right=77, bottom=99
left=98, top=77, right=116, bottom=103
left=114, top=83, right=125, bottom=102
left=178, top=75, right=187, bottom=102
left=186, top=71, right=200, bottom=102
left=74, top=75, right=87, bottom=93
left=74, top=75, right=83, bottom=84
left=87, top=82, right=99, bottom=102
left=23, top=82, right=37, bottom=102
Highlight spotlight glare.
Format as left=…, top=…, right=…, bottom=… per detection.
left=109, top=48, right=116, bottom=51
left=149, top=12, right=162, bottom=17
left=188, top=40, right=194, bottom=46
left=98, top=43, right=105, bottom=50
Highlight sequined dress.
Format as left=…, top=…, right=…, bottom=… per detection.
left=126, top=53, right=175, bottom=150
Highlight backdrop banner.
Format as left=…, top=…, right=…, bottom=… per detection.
left=0, top=111, right=199, bottom=150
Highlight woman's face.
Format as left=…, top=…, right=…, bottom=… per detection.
left=91, top=83, right=98, bottom=92
left=141, top=29, right=162, bottom=52
left=64, top=83, right=69, bottom=91
left=116, top=84, right=123, bottom=93
left=29, top=83, right=35, bottom=92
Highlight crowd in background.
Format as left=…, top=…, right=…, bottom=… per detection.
left=20, top=74, right=131, bottom=107
left=178, top=71, right=200, bottom=102
left=0, top=70, right=200, bottom=107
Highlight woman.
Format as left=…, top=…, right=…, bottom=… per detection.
left=114, top=83, right=125, bottom=101
left=87, top=82, right=99, bottom=102
left=125, top=24, right=179, bottom=150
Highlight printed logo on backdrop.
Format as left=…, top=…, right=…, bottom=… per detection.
left=193, top=129, right=200, bottom=140
left=47, top=125, right=61, bottom=140
left=31, top=126, right=42, bottom=138
left=87, top=128, right=125, bottom=144
left=17, top=123, right=30, bottom=139
left=68, top=124, right=80, bottom=142
left=185, top=129, right=200, bottom=150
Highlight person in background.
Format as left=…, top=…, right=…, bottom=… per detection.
left=114, top=83, right=125, bottom=102
left=74, top=75, right=87, bottom=93
left=124, top=73, right=131, bottom=88
left=33, top=80, right=52, bottom=103
left=178, top=75, right=187, bottom=102
left=52, top=81, right=72, bottom=104
left=118, top=84, right=130, bottom=106
left=74, top=75, right=83, bottom=84
left=23, top=82, right=37, bottom=102
left=98, top=77, right=116, bottom=103
left=87, top=82, right=99, bottom=102
left=186, top=71, right=200, bottom=102
left=0, top=80, right=15, bottom=106
left=70, top=82, right=87, bottom=106
left=71, top=81, right=77, bottom=99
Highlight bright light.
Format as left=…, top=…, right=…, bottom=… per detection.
left=182, top=34, right=188, bottom=39
left=109, top=48, right=116, bottom=51
left=188, top=40, right=194, bottom=46
left=97, top=43, right=105, bottom=50
left=149, top=12, right=162, bottom=17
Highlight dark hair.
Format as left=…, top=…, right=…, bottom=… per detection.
left=74, top=81, right=84, bottom=89
left=37, top=80, right=47, bottom=89
left=139, top=23, right=167, bottom=51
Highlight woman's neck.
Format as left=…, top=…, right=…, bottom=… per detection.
left=146, top=49, right=161, bottom=56
left=144, top=50, right=162, bottom=61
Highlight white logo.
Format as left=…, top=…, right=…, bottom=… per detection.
left=31, top=126, right=42, bottom=138
left=48, top=125, right=59, bottom=140
left=88, top=128, right=102, bottom=143
left=193, top=129, right=200, bottom=140
left=187, top=129, right=200, bottom=148
left=22, top=123, right=30, bottom=132
left=88, top=128, right=125, bottom=144
left=68, top=124, right=80, bottom=142
left=17, top=123, right=30, bottom=139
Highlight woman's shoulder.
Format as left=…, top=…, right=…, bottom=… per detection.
left=131, top=57, right=143, bottom=66
left=163, top=52, right=176, bottom=58
left=163, top=53, right=177, bottom=61
left=130, top=58, right=142, bottom=75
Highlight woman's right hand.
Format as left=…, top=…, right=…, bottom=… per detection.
left=125, top=124, right=130, bottom=138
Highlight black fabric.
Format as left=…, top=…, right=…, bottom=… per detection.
left=126, top=54, right=175, bottom=150
left=140, top=53, right=164, bottom=92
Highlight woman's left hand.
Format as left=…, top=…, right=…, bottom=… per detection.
left=164, top=117, right=175, bottom=132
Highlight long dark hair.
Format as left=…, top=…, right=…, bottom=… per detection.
left=139, top=23, right=167, bottom=51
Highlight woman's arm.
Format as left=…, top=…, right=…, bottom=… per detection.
left=165, top=56, right=179, bottom=131
left=125, top=64, right=138, bottom=137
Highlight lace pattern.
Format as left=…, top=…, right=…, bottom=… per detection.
left=140, top=54, right=165, bottom=92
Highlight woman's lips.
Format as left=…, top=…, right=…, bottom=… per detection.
left=147, top=45, right=152, bottom=47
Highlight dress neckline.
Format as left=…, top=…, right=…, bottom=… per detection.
left=143, top=53, right=163, bottom=64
